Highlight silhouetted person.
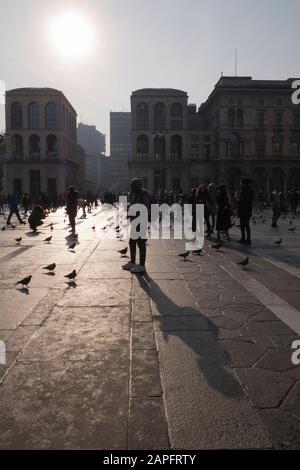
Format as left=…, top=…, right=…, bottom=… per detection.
left=122, top=178, right=151, bottom=274
left=216, top=185, right=231, bottom=241
left=6, top=192, right=25, bottom=225
left=66, top=186, right=78, bottom=237
left=269, top=190, right=281, bottom=228
left=238, top=178, right=254, bottom=245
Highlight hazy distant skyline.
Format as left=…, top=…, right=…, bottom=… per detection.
left=1, top=0, right=300, bottom=151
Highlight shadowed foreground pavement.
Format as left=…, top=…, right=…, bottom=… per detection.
left=0, top=206, right=299, bottom=449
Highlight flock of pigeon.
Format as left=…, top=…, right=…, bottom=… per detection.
left=176, top=211, right=297, bottom=271
left=1, top=207, right=298, bottom=289
left=6, top=212, right=130, bottom=291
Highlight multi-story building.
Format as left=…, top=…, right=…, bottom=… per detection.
left=77, top=123, right=106, bottom=155
left=109, top=112, right=131, bottom=192
left=130, top=89, right=191, bottom=192
left=198, top=76, right=300, bottom=192
left=130, top=78, right=300, bottom=193
left=3, top=87, right=84, bottom=197
left=77, top=122, right=107, bottom=193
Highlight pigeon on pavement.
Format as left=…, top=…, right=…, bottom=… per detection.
left=44, top=236, right=52, bottom=243
left=211, top=242, right=223, bottom=251
left=274, top=238, right=283, bottom=246
left=238, top=257, right=249, bottom=268
left=64, top=269, right=77, bottom=280
left=15, top=237, right=22, bottom=244
left=178, top=251, right=190, bottom=261
left=118, top=247, right=128, bottom=256
left=16, top=275, right=32, bottom=287
left=43, top=263, right=56, bottom=271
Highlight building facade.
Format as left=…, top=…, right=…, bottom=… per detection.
left=130, top=79, right=300, bottom=193
left=130, top=89, right=191, bottom=192
left=109, top=112, right=131, bottom=193
left=3, top=87, right=84, bottom=197
left=77, top=123, right=106, bottom=155
left=77, top=122, right=107, bottom=193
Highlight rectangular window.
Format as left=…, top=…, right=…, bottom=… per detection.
left=256, top=142, right=266, bottom=157
left=273, top=142, right=283, bottom=156
left=256, top=112, right=265, bottom=128
left=294, top=113, right=300, bottom=128
left=275, top=113, right=283, bottom=127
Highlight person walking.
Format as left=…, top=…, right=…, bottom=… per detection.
left=196, top=184, right=212, bottom=236
left=216, top=185, right=231, bottom=241
left=122, top=178, right=151, bottom=274
left=269, top=190, right=281, bottom=228
left=207, top=183, right=217, bottom=233
left=6, top=192, right=25, bottom=226
left=238, top=178, right=254, bottom=245
left=66, top=186, right=78, bottom=237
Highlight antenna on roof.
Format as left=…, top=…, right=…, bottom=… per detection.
left=235, top=49, right=238, bottom=77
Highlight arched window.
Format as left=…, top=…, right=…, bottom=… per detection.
left=228, top=109, right=235, bottom=127
left=236, top=109, right=244, bottom=127
left=136, top=103, right=149, bottom=130
left=11, top=134, right=23, bottom=158
left=170, top=135, right=182, bottom=161
left=171, top=103, right=183, bottom=130
left=28, top=102, right=40, bottom=129
left=46, top=135, right=58, bottom=157
left=29, top=134, right=40, bottom=159
left=46, top=102, right=57, bottom=129
left=11, top=102, right=23, bottom=129
left=153, top=134, right=165, bottom=161
left=153, top=103, right=166, bottom=130
left=137, top=135, right=149, bottom=160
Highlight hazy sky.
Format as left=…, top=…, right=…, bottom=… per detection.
left=1, top=0, right=300, bottom=151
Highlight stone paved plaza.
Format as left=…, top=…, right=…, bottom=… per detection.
left=0, top=205, right=299, bottom=449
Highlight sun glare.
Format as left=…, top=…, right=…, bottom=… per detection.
left=50, top=12, right=94, bottom=59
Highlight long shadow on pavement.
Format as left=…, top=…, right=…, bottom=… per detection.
left=136, top=274, right=243, bottom=399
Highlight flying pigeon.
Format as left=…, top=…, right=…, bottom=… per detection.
left=44, top=236, right=52, bottom=243
left=16, top=275, right=32, bottom=287
left=68, top=243, right=76, bottom=250
left=15, top=237, right=22, bottom=244
left=118, top=247, right=128, bottom=256
left=274, top=238, right=283, bottom=246
left=288, top=227, right=296, bottom=232
left=43, top=263, right=56, bottom=271
left=64, top=269, right=77, bottom=280
left=92, top=226, right=96, bottom=230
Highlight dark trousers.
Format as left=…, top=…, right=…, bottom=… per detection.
left=68, top=210, right=77, bottom=233
left=129, top=238, right=146, bottom=266
left=7, top=208, right=22, bottom=225
left=272, top=210, right=281, bottom=227
left=240, top=216, right=251, bottom=241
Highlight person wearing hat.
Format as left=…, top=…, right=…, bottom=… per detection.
left=237, top=178, right=254, bottom=245
left=122, top=178, right=151, bottom=274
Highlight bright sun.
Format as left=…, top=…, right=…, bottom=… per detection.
left=50, top=13, right=94, bottom=58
